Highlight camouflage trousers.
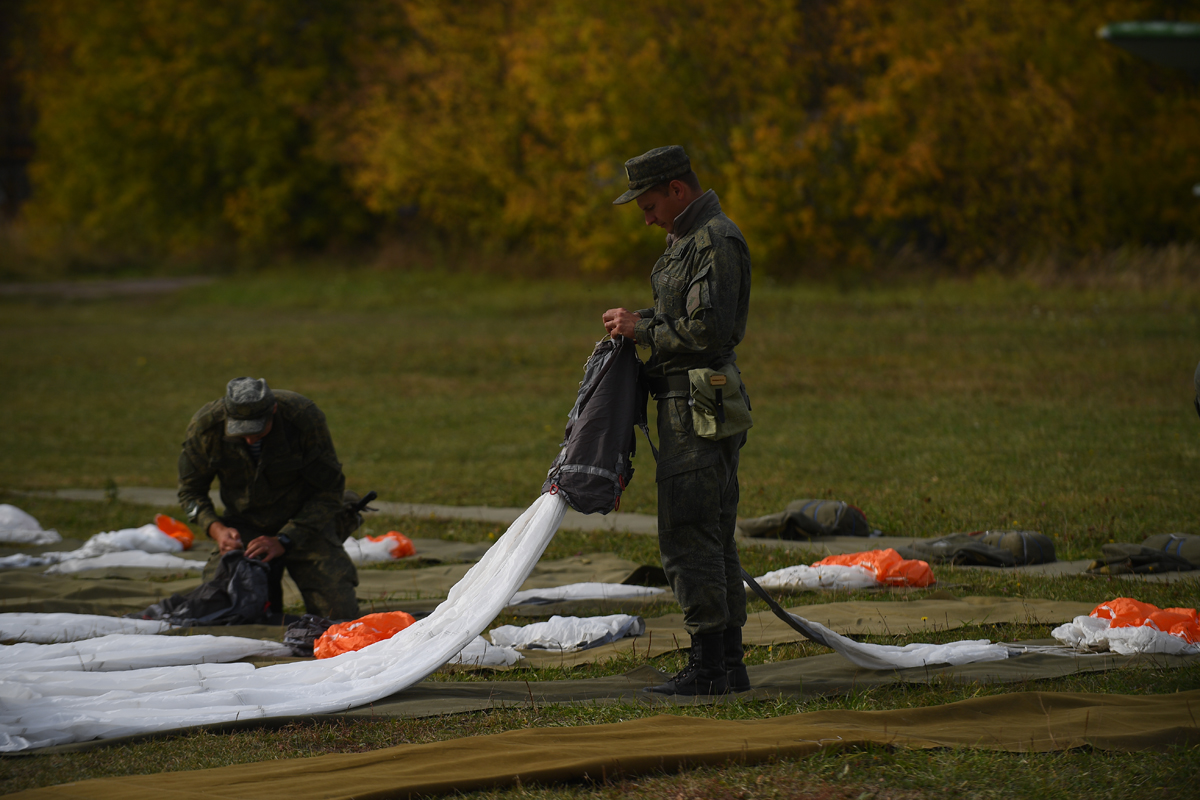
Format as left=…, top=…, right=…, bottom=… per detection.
left=654, top=395, right=748, bottom=636
left=203, top=518, right=360, bottom=620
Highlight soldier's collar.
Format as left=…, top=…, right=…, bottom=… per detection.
left=666, top=189, right=721, bottom=247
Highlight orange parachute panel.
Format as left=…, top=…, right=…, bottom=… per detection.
left=365, top=531, right=416, bottom=559
left=1090, top=597, right=1200, bottom=644
left=812, top=548, right=935, bottom=587
left=154, top=514, right=195, bottom=550
left=314, top=610, right=418, bottom=659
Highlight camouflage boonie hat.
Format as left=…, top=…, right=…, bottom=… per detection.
left=612, top=145, right=692, bottom=205
left=223, top=377, right=275, bottom=437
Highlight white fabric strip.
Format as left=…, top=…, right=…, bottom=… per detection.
left=0, top=634, right=291, bottom=672
left=508, top=582, right=663, bottom=605
left=0, top=613, right=172, bottom=644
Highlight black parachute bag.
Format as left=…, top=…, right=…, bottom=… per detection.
left=542, top=336, right=648, bottom=515
left=128, top=550, right=273, bottom=626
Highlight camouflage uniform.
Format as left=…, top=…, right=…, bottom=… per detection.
left=178, top=390, right=359, bottom=619
left=631, top=188, right=752, bottom=638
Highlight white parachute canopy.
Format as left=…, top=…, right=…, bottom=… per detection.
left=0, top=492, right=568, bottom=752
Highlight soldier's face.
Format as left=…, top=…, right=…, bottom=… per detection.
left=636, top=183, right=689, bottom=233
left=242, top=415, right=274, bottom=445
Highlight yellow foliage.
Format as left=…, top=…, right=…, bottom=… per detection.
left=17, top=0, right=1200, bottom=271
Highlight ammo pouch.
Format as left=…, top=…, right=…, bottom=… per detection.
left=688, top=365, right=752, bottom=440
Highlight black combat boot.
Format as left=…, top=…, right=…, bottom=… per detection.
left=643, top=631, right=728, bottom=696
left=724, top=626, right=751, bottom=692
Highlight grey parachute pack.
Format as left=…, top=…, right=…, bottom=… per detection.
left=542, top=337, right=649, bottom=515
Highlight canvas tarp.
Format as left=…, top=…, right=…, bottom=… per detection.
left=334, top=647, right=1199, bottom=719
left=217, top=595, right=1096, bottom=670
left=11, top=689, right=1200, bottom=799
left=0, top=551, right=647, bottom=617
left=509, top=595, right=1097, bottom=669
left=25, top=642, right=1198, bottom=756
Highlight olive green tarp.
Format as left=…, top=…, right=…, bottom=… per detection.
left=12, top=689, right=1200, bottom=800
left=225, top=595, right=1093, bottom=669
left=509, top=595, right=1095, bottom=669
left=24, top=642, right=1198, bottom=756
left=330, top=647, right=1199, bottom=721
left=326, top=647, right=1200, bottom=724
left=0, top=552, right=650, bottom=617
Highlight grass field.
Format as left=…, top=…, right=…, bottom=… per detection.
left=3, top=269, right=1199, bottom=555
left=2, top=269, right=1199, bottom=797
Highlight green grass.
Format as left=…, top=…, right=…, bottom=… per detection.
left=3, top=269, right=1200, bottom=557
left=2, top=269, right=1200, bottom=797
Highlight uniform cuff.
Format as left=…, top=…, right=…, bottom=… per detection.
left=196, top=509, right=221, bottom=538
left=634, top=318, right=653, bottom=347
left=277, top=521, right=311, bottom=549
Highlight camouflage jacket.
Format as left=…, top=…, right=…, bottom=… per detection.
left=633, top=190, right=751, bottom=381
left=177, top=390, right=345, bottom=548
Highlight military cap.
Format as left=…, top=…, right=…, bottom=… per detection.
left=612, top=145, right=692, bottom=205
left=223, top=377, right=275, bottom=437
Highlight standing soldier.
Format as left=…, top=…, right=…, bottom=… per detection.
left=178, top=377, right=360, bottom=620
left=603, top=145, right=753, bottom=695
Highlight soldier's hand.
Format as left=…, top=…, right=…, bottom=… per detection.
left=602, top=308, right=639, bottom=339
left=208, top=521, right=243, bottom=554
left=245, top=535, right=285, bottom=562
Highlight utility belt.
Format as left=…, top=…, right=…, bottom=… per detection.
left=646, top=366, right=753, bottom=441
left=645, top=374, right=692, bottom=399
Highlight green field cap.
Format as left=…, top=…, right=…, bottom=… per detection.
left=613, top=145, right=691, bottom=205
left=224, top=377, right=275, bottom=437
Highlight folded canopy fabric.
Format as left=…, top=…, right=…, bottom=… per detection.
left=490, top=614, right=644, bottom=653
left=0, top=613, right=171, bottom=644
left=508, top=582, right=664, bottom=605
left=0, top=634, right=291, bottom=672
left=44, top=551, right=204, bottom=575
left=11, top=690, right=1199, bottom=800
left=1053, top=597, right=1200, bottom=656
left=0, top=504, right=60, bottom=546
left=0, top=522, right=191, bottom=572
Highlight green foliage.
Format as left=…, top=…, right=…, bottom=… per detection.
left=17, top=0, right=379, bottom=259
left=14, top=1, right=1200, bottom=271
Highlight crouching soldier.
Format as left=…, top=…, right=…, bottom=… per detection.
left=178, top=377, right=360, bottom=620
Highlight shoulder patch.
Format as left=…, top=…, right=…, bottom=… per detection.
left=694, top=226, right=714, bottom=252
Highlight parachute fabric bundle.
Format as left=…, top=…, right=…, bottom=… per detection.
left=0, top=515, right=198, bottom=573
left=1053, top=597, right=1200, bottom=656
left=342, top=531, right=417, bottom=565
left=752, top=549, right=935, bottom=591
left=490, top=614, right=645, bottom=653
left=0, top=492, right=567, bottom=752
left=0, top=504, right=61, bottom=545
